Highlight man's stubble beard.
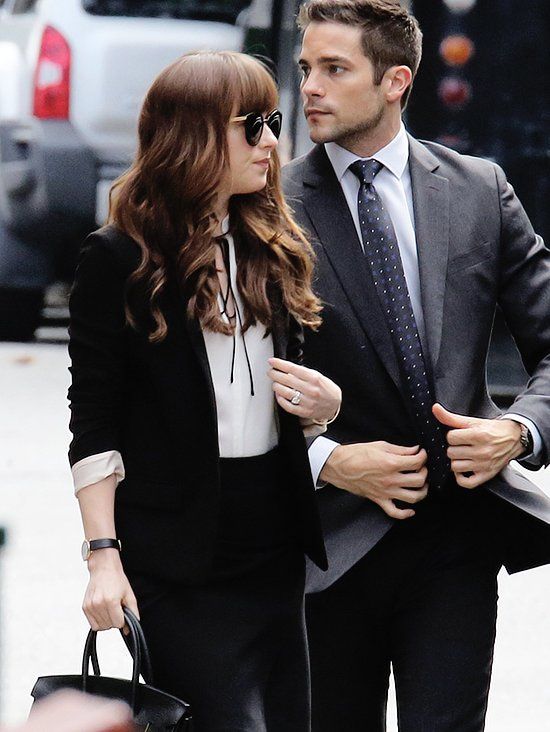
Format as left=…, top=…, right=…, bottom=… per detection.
left=308, top=104, right=386, bottom=147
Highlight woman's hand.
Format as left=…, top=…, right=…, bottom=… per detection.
left=83, top=549, right=139, bottom=632
left=268, top=357, right=341, bottom=423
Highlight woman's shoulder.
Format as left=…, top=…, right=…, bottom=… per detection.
left=82, top=224, right=141, bottom=276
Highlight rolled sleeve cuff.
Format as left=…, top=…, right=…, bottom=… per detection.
left=502, top=413, right=543, bottom=465
left=301, top=418, right=328, bottom=439
left=72, top=450, right=125, bottom=494
left=308, top=436, right=340, bottom=489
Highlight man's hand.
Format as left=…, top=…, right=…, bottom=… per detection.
left=320, top=442, right=428, bottom=519
left=432, top=403, right=524, bottom=489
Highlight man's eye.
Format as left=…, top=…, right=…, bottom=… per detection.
left=299, top=66, right=310, bottom=78
left=328, top=65, right=344, bottom=74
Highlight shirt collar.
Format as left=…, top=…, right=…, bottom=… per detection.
left=220, top=215, right=230, bottom=235
left=324, top=123, right=409, bottom=182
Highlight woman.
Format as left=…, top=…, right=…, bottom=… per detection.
left=68, top=51, right=340, bottom=731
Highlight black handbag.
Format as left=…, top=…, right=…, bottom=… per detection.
left=31, top=608, right=193, bottom=731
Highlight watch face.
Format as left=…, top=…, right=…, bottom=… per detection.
left=81, top=540, right=91, bottom=561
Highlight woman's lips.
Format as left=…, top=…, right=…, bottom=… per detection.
left=254, top=159, right=270, bottom=170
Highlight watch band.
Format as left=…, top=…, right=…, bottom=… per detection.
left=81, top=538, right=121, bottom=561
left=519, top=423, right=534, bottom=455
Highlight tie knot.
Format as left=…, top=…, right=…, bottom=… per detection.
left=349, top=158, right=383, bottom=186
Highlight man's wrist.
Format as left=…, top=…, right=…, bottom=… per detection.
left=319, top=444, right=344, bottom=485
left=500, top=418, right=530, bottom=458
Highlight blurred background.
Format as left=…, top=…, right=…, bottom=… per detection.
left=0, top=0, right=549, bottom=728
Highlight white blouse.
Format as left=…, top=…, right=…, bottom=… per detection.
left=71, top=224, right=325, bottom=493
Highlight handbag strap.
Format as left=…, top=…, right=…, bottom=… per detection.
left=121, top=608, right=154, bottom=685
left=82, top=607, right=142, bottom=713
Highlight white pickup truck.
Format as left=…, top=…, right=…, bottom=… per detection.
left=0, top=0, right=260, bottom=339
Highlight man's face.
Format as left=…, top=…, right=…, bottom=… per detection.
left=299, top=21, right=387, bottom=146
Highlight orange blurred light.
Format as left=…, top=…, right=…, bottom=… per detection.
left=439, top=35, right=475, bottom=67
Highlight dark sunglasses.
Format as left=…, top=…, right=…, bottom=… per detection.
left=230, top=108, right=282, bottom=146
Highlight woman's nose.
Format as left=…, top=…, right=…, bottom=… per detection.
left=259, top=124, right=278, bottom=150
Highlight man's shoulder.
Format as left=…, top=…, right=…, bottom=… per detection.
left=413, top=137, right=499, bottom=185
left=282, top=150, right=313, bottom=195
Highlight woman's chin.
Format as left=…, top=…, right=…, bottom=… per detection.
left=232, top=178, right=268, bottom=196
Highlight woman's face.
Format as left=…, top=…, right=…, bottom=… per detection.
left=226, top=107, right=279, bottom=197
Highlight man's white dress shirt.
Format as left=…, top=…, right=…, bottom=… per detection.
left=307, top=124, right=541, bottom=487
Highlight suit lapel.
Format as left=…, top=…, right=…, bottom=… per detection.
left=408, top=136, right=450, bottom=373
left=145, top=281, right=218, bottom=448
left=301, top=145, right=401, bottom=389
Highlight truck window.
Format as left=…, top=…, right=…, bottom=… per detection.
left=81, top=0, right=253, bottom=23
left=11, top=0, right=37, bottom=13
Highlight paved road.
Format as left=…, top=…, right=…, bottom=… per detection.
left=0, top=343, right=549, bottom=728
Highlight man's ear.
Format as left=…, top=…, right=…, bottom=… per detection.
left=384, top=65, right=413, bottom=105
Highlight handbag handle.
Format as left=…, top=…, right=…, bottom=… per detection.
left=82, top=607, right=150, bottom=713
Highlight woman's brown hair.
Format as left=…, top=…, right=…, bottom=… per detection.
left=108, top=50, right=322, bottom=342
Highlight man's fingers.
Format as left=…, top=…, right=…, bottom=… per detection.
left=393, top=484, right=428, bottom=504
left=392, top=449, right=428, bottom=471
left=446, top=427, right=477, bottom=446
left=447, top=445, right=479, bottom=459
left=451, top=459, right=475, bottom=473
left=455, top=470, right=488, bottom=489
left=397, top=468, right=428, bottom=488
left=432, top=403, right=476, bottom=429
left=379, top=499, right=415, bottom=520
left=383, top=443, right=421, bottom=455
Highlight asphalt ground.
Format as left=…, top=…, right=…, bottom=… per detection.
left=1, top=342, right=549, bottom=729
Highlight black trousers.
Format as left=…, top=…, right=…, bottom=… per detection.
left=127, top=450, right=309, bottom=732
left=306, top=488, right=504, bottom=732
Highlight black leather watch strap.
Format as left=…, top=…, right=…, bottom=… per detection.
left=82, top=538, right=121, bottom=561
left=89, top=538, right=121, bottom=551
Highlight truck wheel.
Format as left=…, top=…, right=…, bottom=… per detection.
left=0, top=287, right=44, bottom=341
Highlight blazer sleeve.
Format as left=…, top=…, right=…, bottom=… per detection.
left=67, top=234, right=129, bottom=467
left=495, top=163, right=550, bottom=465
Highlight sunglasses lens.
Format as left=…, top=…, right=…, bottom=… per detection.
left=267, top=111, right=282, bottom=139
left=245, top=114, right=264, bottom=146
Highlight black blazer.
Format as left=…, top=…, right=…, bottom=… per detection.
left=68, top=225, right=327, bottom=583
left=283, top=138, right=550, bottom=590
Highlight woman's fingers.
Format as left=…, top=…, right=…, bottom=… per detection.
left=272, top=381, right=312, bottom=411
left=82, top=571, right=138, bottom=632
left=267, top=367, right=309, bottom=394
left=268, top=357, right=312, bottom=381
left=275, top=392, right=303, bottom=415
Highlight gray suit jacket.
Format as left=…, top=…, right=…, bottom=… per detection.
left=283, top=136, right=550, bottom=592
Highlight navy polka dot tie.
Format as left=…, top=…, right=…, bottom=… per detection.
left=350, top=159, right=450, bottom=490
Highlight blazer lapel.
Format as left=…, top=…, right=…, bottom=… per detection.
left=145, top=281, right=218, bottom=451
left=408, top=136, right=450, bottom=374
left=301, top=145, right=401, bottom=389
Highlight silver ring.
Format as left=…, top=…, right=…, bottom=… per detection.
left=290, top=389, right=302, bottom=405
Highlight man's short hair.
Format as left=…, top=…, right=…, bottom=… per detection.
left=298, top=0, right=422, bottom=108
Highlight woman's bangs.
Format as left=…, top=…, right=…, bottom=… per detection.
left=234, top=58, right=278, bottom=116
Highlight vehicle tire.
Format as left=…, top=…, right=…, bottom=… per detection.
left=0, top=286, right=44, bottom=342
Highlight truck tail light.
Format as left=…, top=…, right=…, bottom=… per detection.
left=438, top=77, right=472, bottom=108
left=33, top=25, right=71, bottom=119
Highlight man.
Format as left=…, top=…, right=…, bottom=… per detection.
left=282, top=1, right=550, bottom=730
